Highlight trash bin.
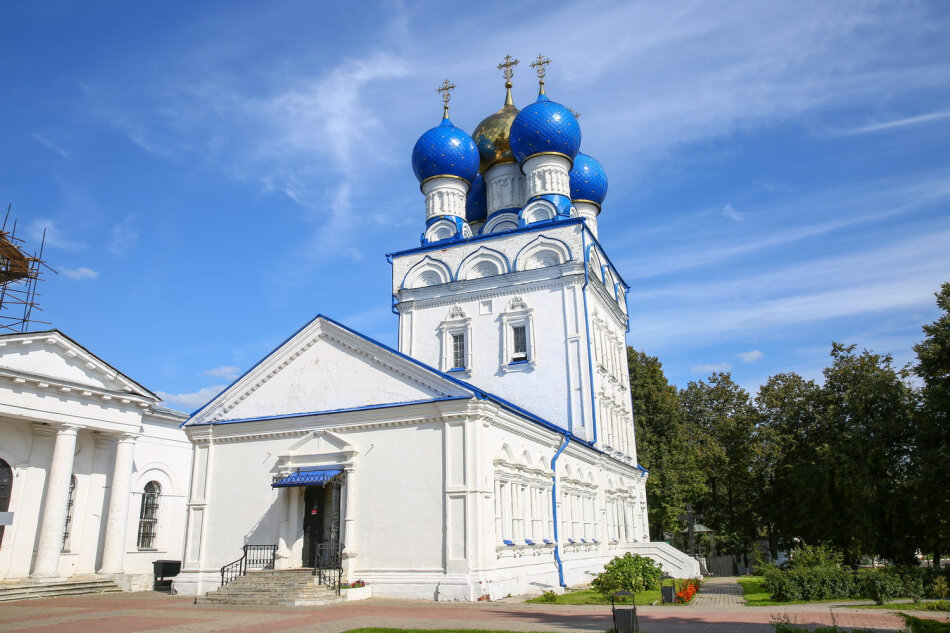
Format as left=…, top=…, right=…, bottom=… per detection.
left=661, top=585, right=675, bottom=604
left=611, top=591, right=639, bottom=632
left=152, top=560, right=181, bottom=593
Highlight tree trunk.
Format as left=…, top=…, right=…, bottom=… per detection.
left=934, top=550, right=942, bottom=569
left=769, top=528, right=778, bottom=561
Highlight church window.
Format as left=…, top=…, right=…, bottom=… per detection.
left=440, top=306, right=472, bottom=373
left=512, top=326, right=527, bottom=362
left=501, top=297, right=535, bottom=370
left=0, top=459, right=11, bottom=549
left=137, top=481, right=161, bottom=550
left=452, top=333, right=466, bottom=370
left=62, top=475, right=77, bottom=552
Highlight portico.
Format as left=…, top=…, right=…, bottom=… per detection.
left=0, top=330, right=190, bottom=588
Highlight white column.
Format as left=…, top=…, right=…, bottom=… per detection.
left=99, top=433, right=137, bottom=574
left=32, top=424, right=79, bottom=578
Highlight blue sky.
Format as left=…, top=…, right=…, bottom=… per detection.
left=1, top=1, right=948, bottom=410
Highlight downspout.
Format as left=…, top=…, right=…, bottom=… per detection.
left=551, top=434, right=570, bottom=587
left=581, top=230, right=598, bottom=445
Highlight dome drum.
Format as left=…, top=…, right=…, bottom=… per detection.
left=522, top=153, right=572, bottom=200
left=423, top=176, right=469, bottom=222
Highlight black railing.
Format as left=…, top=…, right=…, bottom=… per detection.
left=311, top=541, right=344, bottom=595
left=220, top=544, right=277, bottom=586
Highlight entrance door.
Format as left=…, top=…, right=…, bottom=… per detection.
left=0, top=459, right=11, bottom=548
left=301, top=484, right=342, bottom=568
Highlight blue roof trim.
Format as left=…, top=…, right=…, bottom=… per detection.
left=187, top=397, right=471, bottom=427
left=272, top=468, right=342, bottom=487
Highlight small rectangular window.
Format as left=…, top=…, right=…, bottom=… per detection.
left=512, top=325, right=527, bottom=361
left=452, top=333, right=466, bottom=369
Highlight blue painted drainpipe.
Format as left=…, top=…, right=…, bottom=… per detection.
left=551, top=435, right=570, bottom=587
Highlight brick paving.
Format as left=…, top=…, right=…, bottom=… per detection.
left=0, top=590, right=945, bottom=633
left=689, top=576, right=745, bottom=607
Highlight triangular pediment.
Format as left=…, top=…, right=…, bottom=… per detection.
left=0, top=330, right=155, bottom=399
left=186, top=316, right=474, bottom=426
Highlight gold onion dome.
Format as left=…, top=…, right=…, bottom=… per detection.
left=473, top=55, right=521, bottom=174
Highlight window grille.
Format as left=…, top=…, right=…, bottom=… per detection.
left=512, top=326, right=527, bottom=361
left=137, top=481, right=161, bottom=550
left=452, top=333, right=465, bottom=369
left=62, top=475, right=77, bottom=551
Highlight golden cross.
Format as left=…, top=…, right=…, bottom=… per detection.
left=568, top=108, right=580, bottom=118
left=530, top=54, right=551, bottom=80
left=436, top=79, right=456, bottom=117
left=497, top=55, right=519, bottom=85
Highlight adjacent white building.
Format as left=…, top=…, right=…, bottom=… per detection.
left=172, top=70, right=699, bottom=600
left=0, top=330, right=190, bottom=590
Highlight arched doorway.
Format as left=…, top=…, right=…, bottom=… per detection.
left=0, top=459, right=12, bottom=548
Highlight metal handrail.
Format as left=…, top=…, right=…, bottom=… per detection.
left=311, top=541, right=344, bottom=595
left=220, top=544, right=277, bottom=587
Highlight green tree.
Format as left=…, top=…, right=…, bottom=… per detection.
left=754, top=373, right=824, bottom=560
left=681, top=372, right=758, bottom=563
left=820, top=343, right=916, bottom=565
left=627, top=349, right=705, bottom=539
left=912, top=283, right=950, bottom=568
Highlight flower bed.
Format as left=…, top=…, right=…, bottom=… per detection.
left=676, top=578, right=701, bottom=603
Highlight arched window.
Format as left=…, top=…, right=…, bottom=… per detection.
left=137, top=481, right=161, bottom=550
left=62, top=475, right=77, bottom=551
left=0, top=459, right=12, bottom=548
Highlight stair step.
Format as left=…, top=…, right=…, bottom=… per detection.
left=200, top=570, right=345, bottom=606
left=0, top=579, right=122, bottom=602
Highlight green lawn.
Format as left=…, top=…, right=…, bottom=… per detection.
left=526, top=586, right=669, bottom=605
left=845, top=600, right=950, bottom=612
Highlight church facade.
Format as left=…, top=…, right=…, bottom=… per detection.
left=173, top=60, right=698, bottom=600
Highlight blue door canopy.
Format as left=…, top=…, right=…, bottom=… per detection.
left=271, top=468, right=343, bottom=487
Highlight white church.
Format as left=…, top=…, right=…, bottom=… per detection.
left=171, top=58, right=698, bottom=600
left=0, top=57, right=697, bottom=601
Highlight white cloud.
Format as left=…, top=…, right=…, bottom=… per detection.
left=833, top=109, right=950, bottom=136
left=203, top=365, right=241, bottom=380
left=61, top=266, right=99, bottom=280
left=721, top=204, right=742, bottom=221
left=109, top=216, right=139, bottom=257
left=690, top=362, right=733, bottom=374
left=32, top=133, right=71, bottom=160
left=737, top=350, right=764, bottom=363
left=27, top=219, right=84, bottom=251
left=156, top=385, right=226, bottom=409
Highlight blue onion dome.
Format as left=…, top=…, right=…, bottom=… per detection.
left=465, top=173, right=487, bottom=223
left=472, top=87, right=520, bottom=173
left=569, top=152, right=608, bottom=205
left=509, top=92, right=581, bottom=163
left=411, top=116, right=480, bottom=186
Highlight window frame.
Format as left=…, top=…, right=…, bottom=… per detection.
left=439, top=305, right=473, bottom=374
left=501, top=297, right=536, bottom=371
left=137, top=480, right=162, bottom=551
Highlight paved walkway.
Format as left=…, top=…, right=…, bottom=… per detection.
left=0, top=591, right=945, bottom=633
left=690, top=576, right=745, bottom=607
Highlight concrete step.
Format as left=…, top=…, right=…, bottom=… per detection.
left=199, top=569, right=344, bottom=606
left=0, top=578, right=122, bottom=602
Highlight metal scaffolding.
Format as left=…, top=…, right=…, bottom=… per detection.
left=0, top=204, right=56, bottom=333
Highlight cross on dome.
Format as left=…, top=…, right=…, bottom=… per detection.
left=530, top=54, right=551, bottom=94
left=437, top=79, right=456, bottom=118
left=497, top=55, right=519, bottom=86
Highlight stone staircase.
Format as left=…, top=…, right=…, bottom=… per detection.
left=0, top=577, right=122, bottom=602
left=196, top=569, right=345, bottom=606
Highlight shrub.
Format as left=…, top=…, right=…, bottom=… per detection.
left=786, top=545, right=844, bottom=570
left=590, top=553, right=664, bottom=600
left=922, top=600, right=950, bottom=612
left=538, top=590, right=558, bottom=603
left=932, top=577, right=949, bottom=600
left=861, top=571, right=905, bottom=604
left=762, top=564, right=855, bottom=601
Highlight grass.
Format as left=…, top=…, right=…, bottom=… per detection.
left=526, top=586, right=670, bottom=605
left=845, top=600, right=950, bottom=612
